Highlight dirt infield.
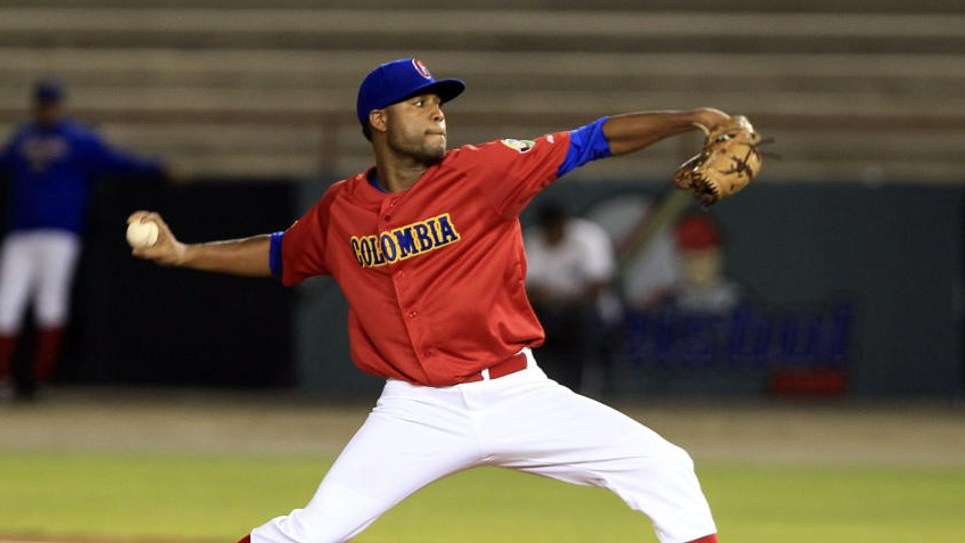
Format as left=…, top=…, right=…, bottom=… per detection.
left=2, top=386, right=964, bottom=466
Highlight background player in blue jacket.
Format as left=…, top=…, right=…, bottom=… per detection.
left=0, top=79, right=167, bottom=400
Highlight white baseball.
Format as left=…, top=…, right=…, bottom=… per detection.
left=126, top=220, right=159, bottom=248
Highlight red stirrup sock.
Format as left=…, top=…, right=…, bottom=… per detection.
left=32, top=326, right=65, bottom=382
left=687, top=535, right=719, bottom=543
left=235, top=535, right=251, bottom=543
left=0, top=333, right=17, bottom=380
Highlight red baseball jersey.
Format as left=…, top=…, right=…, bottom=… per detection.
left=278, top=122, right=608, bottom=387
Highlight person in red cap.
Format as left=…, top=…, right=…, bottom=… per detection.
left=130, top=58, right=728, bottom=543
left=673, top=213, right=741, bottom=314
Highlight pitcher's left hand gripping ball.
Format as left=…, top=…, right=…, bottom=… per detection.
left=672, top=115, right=764, bottom=206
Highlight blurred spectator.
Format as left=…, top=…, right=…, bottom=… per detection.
left=671, top=213, right=741, bottom=314
left=524, top=203, right=616, bottom=392
left=0, top=79, right=168, bottom=401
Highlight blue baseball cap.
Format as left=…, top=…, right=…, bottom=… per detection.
left=34, top=79, right=66, bottom=103
left=356, top=58, right=465, bottom=127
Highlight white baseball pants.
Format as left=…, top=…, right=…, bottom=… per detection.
left=252, top=350, right=716, bottom=543
left=0, top=230, right=81, bottom=334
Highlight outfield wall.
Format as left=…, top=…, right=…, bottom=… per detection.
left=1, top=177, right=297, bottom=389
left=5, top=176, right=960, bottom=397
left=294, top=177, right=965, bottom=397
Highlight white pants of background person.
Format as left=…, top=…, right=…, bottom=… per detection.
left=0, top=230, right=80, bottom=384
left=252, top=349, right=717, bottom=543
left=0, top=230, right=80, bottom=332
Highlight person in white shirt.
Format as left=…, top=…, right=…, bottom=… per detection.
left=524, top=203, right=616, bottom=392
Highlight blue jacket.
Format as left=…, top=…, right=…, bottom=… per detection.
left=0, top=119, right=164, bottom=234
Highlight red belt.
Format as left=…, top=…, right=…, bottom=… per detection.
left=463, top=353, right=528, bottom=383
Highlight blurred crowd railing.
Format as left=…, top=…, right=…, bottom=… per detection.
left=2, top=107, right=964, bottom=183
left=1, top=2, right=963, bottom=182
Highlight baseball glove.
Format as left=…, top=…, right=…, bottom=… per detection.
left=671, top=115, right=763, bottom=206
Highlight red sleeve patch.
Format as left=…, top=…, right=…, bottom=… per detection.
left=461, top=131, right=571, bottom=219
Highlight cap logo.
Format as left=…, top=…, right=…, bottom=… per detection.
left=412, top=59, right=433, bottom=80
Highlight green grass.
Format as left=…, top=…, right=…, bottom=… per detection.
left=1, top=452, right=964, bottom=542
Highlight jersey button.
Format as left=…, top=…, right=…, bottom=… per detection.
left=408, top=311, right=418, bottom=318
left=390, top=199, right=398, bottom=207
left=383, top=215, right=391, bottom=221
left=424, top=350, right=434, bottom=358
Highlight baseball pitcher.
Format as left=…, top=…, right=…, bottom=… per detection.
left=131, top=58, right=762, bottom=543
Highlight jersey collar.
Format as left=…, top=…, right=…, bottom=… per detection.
left=355, top=151, right=456, bottom=204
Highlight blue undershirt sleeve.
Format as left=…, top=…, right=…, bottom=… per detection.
left=556, top=117, right=612, bottom=178
left=269, top=231, right=285, bottom=280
